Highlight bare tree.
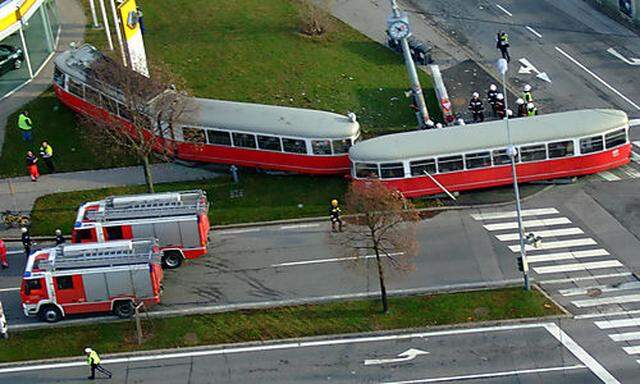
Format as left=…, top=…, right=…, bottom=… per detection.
left=80, top=55, right=188, bottom=193
left=330, top=179, right=420, bottom=313
left=296, top=0, right=334, bottom=36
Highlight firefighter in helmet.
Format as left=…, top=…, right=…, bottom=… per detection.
left=330, top=199, right=343, bottom=232
left=468, top=92, right=485, bottom=123
left=21, top=227, right=31, bottom=256
left=516, top=98, right=527, bottom=118
left=55, top=229, right=65, bottom=246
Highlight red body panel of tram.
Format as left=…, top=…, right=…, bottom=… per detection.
left=382, top=146, right=631, bottom=198
left=53, top=84, right=350, bottom=175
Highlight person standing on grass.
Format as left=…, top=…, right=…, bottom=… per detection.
left=85, top=347, right=112, bottom=380
left=0, top=238, right=8, bottom=269
left=18, top=111, right=33, bottom=142
left=25, top=151, right=39, bottom=182
left=39, top=141, right=55, bottom=173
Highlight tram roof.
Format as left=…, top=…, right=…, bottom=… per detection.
left=349, top=109, right=628, bottom=162
left=179, top=97, right=361, bottom=139
left=54, top=45, right=103, bottom=83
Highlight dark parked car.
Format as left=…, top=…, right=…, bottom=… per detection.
left=0, top=44, right=24, bottom=76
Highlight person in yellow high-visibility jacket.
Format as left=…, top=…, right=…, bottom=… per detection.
left=18, top=111, right=33, bottom=142
left=85, top=347, right=111, bottom=380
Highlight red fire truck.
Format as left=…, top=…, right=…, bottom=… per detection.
left=72, top=190, right=210, bottom=269
left=20, top=239, right=163, bottom=323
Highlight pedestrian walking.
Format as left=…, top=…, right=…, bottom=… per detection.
left=522, top=84, right=534, bottom=103
left=25, top=151, right=39, bottom=182
left=18, top=111, right=33, bottom=142
left=527, top=102, right=538, bottom=117
left=515, top=98, right=527, bottom=118
left=468, top=92, right=485, bottom=123
left=496, top=31, right=510, bottom=62
left=330, top=199, right=343, bottom=233
left=55, top=229, right=65, bottom=246
left=39, top=141, right=55, bottom=173
left=85, top=347, right=112, bottom=380
left=21, top=227, right=32, bottom=257
left=0, top=239, right=8, bottom=269
left=495, top=93, right=506, bottom=119
left=487, top=84, right=498, bottom=116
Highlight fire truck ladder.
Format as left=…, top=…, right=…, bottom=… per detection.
left=39, top=241, right=160, bottom=271
left=85, top=191, right=208, bottom=221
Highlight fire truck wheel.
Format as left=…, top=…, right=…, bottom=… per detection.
left=113, top=300, right=134, bottom=318
left=162, top=251, right=183, bottom=269
left=39, top=305, right=62, bottom=323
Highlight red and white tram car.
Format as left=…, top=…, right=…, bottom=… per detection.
left=52, top=44, right=361, bottom=175
left=349, top=109, right=631, bottom=198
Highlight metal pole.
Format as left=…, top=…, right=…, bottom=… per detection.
left=390, top=0, right=430, bottom=126
left=98, top=0, right=114, bottom=50
left=109, top=0, right=128, bottom=66
left=502, top=69, right=530, bottom=291
left=88, top=0, right=100, bottom=28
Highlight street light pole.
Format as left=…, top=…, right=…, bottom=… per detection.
left=497, top=58, right=530, bottom=291
left=389, top=0, right=429, bottom=127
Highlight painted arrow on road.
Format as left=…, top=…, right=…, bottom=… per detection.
left=607, top=47, right=640, bottom=66
left=518, top=58, right=552, bottom=83
left=364, top=348, right=429, bottom=365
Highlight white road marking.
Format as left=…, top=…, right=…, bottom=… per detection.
left=495, top=227, right=583, bottom=241
left=272, top=252, right=403, bottom=267
left=623, top=346, right=640, bottom=355
left=595, top=317, right=640, bottom=330
left=525, top=25, right=542, bottom=38
left=576, top=308, right=640, bottom=320
left=509, top=238, right=597, bottom=252
left=555, top=46, right=640, bottom=110
left=632, top=152, right=640, bottom=163
left=0, top=287, right=19, bottom=293
left=598, top=171, right=621, bottom=181
left=6, top=250, right=22, bottom=255
left=471, top=208, right=558, bottom=221
left=527, top=249, right=610, bottom=264
left=631, top=121, right=640, bottom=127
left=606, top=47, right=640, bottom=66
left=217, top=228, right=261, bottom=235
left=539, top=272, right=632, bottom=285
left=364, top=348, right=429, bottom=366
left=609, top=331, right=640, bottom=342
left=620, top=165, right=640, bottom=178
left=381, top=365, right=586, bottom=384
left=633, top=141, right=640, bottom=148
left=483, top=217, right=571, bottom=231
left=573, top=293, right=640, bottom=308
left=495, top=3, right=513, bottom=17
left=533, top=259, right=623, bottom=274
left=560, top=281, right=640, bottom=297
left=280, top=223, right=320, bottom=230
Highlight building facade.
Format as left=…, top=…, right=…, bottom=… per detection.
left=0, top=0, right=59, bottom=99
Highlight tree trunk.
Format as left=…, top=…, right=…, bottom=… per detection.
left=142, top=155, right=155, bottom=193
left=374, top=245, right=389, bottom=314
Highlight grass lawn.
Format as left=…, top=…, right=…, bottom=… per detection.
left=0, top=288, right=560, bottom=363
left=30, top=173, right=348, bottom=235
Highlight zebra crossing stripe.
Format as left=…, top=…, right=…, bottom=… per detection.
left=471, top=208, right=558, bottom=221
left=595, top=317, right=640, bottom=330
left=538, top=272, right=632, bottom=285
left=495, top=228, right=583, bottom=242
left=527, top=249, right=610, bottom=264
left=509, top=238, right=597, bottom=253
left=632, top=152, right=640, bottom=163
left=598, top=171, right=621, bottom=181
left=572, top=293, right=640, bottom=308
left=623, top=346, right=640, bottom=355
left=620, top=165, right=640, bottom=178
left=609, top=331, right=640, bottom=342
left=560, top=281, right=640, bottom=297
left=533, top=260, right=623, bottom=274
left=483, top=217, right=571, bottom=231
left=633, top=141, right=640, bottom=148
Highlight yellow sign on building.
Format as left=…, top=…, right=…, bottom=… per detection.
left=118, top=0, right=149, bottom=77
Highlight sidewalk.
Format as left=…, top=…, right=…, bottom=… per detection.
left=0, top=163, right=221, bottom=213
left=0, top=0, right=86, bottom=155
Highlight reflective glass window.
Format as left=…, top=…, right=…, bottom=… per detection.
left=437, top=155, right=464, bottom=173
left=465, top=151, right=491, bottom=169
left=207, top=129, right=232, bottom=146
left=605, top=129, right=627, bottom=149
left=332, top=139, right=352, bottom=154
left=84, top=86, right=101, bottom=105
left=410, top=159, right=436, bottom=176
left=548, top=141, right=574, bottom=158
left=312, top=140, right=332, bottom=155
left=380, top=163, right=405, bottom=179
left=182, top=127, right=206, bottom=144
left=68, top=78, right=84, bottom=98
left=355, top=163, right=379, bottom=178
left=492, top=148, right=517, bottom=165
left=282, top=138, right=307, bottom=154
left=520, top=144, right=547, bottom=162
left=257, top=135, right=282, bottom=151
left=0, top=31, right=30, bottom=97
left=580, top=135, right=604, bottom=154
left=232, top=132, right=257, bottom=148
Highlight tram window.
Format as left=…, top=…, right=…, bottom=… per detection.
left=380, top=163, right=405, bottom=179
left=465, top=151, right=491, bottom=169
left=68, top=78, right=84, bottom=98
left=580, top=135, right=604, bottom=154
left=101, top=96, right=118, bottom=115
left=232, top=132, right=257, bottom=148
left=332, top=139, right=352, bottom=154
left=118, top=103, right=132, bottom=121
left=258, top=135, right=282, bottom=151
left=53, top=67, right=65, bottom=87
left=312, top=140, right=332, bottom=155
left=492, top=149, right=517, bottom=165
left=183, top=127, right=206, bottom=144
left=355, top=163, right=379, bottom=178
left=520, top=144, right=547, bottom=162
left=84, top=86, right=101, bottom=106
left=438, top=155, right=464, bottom=173
left=410, top=159, right=436, bottom=176
left=605, top=129, right=627, bottom=149
left=282, top=138, right=307, bottom=154
left=548, top=140, right=574, bottom=158
left=207, top=129, right=232, bottom=146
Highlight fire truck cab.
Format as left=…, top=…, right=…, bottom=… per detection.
left=71, top=190, right=210, bottom=269
left=20, top=239, right=163, bottom=323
